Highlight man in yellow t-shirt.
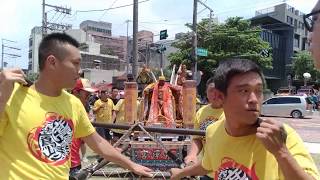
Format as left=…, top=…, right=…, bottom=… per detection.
left=93, top=90, right=114, bottom=140
left=112, top=92, right=141, bottom=139
left=0, top=33, right=152, bottom=180
left=184, top=78, right=225, bottom=180
left=170, top=59, right=319, bottom=180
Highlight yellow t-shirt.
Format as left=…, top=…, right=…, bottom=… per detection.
left=93, top=98, right=114, bottom=123
left=193, top=104, right=224, bottom=143
left=193, top=104, right=224, bottom=178
left=0, top=83, right=95, bottom=180
left=202, top=119, right=320, bottom=180
left=113, top=99, right=140, bottom=134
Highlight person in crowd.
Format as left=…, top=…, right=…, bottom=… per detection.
left=0, top=33, right=152, bottom=179
left=184, top=77, right=225, bottom=180
left=110, top=87, right=120, bottom=105
left=170, top=59, right=319, bottom=180
left=93, top=90, right=114, bottom=141
left=69, top=78, right=97, bottom=176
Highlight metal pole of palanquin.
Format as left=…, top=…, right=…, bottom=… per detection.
left=124, top=82, right=138, bottom=124
left=182, top=80, right=197, bottom=128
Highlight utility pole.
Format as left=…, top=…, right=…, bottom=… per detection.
left=146, top=42, right=150, bottom=67
left=1, top=39, right=21, bottom=70
left=198, top=0, right=214, bottom=32
left=132, top=0, right=138, bottom=78
left=209, top=10, right=213, bottom=31
left=42, top=0, right=46, bottom=36
left=42, top=0, right=72, bottom=37
left=192, top=0, right=198, bottom=77
left=191, top=0, right=214, bottom=78
left=126, top=20, right=130, bottom=74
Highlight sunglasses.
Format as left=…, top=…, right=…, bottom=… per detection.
left=304, top=9, right=320, bottom=32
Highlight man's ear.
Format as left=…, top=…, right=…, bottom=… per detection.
left=46, top=55, right=57, bottom=70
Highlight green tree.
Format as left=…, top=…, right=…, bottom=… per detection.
left=168, top=17, right=273, bottom=77
left=292, top=51, right=320, bottom=81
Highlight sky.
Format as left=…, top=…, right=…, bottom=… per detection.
left=0, top=0, right=317, bottom=69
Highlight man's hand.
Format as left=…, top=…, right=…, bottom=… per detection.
left=100, top=103, right=106, bottom=108
left=170, top=168, right=183, bottom=180
left=130, top=163, right=153, bottom=178
left=256, top=118, right=288, bottom=156
left=184, top=154, right=198, bottom=166
left=0, top=69, right=27, bottom=105
left=0, top=69, right=27, bottom=84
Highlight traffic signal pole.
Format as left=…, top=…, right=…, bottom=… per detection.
left=160, top=51, right=164, bottom=69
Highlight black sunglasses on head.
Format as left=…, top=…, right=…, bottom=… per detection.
left=304, top=9, right=320, bottom=32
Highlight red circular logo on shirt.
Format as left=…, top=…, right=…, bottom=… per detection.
left=27, top=112, right=74, bottom=166
left=215, top=157, right=259, bottom=180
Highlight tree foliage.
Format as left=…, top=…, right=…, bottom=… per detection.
left=292, top=51, right=320, bottom=81
left=168, top=17, right=273, bottom=78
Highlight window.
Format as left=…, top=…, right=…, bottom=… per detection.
left=294, top=34, right=300, bottom=48
left=287, top=16, right=293, bottom=25
left=28, top=50, right=32, bottom=59
left=29, top=38, right=33, bottom=47
left=266, top=98, right=279, bottom=104
left=278, top=97, right=301, bottom=104
left=266, top=97, right=301, bottom=104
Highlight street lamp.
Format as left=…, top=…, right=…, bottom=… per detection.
left=303, top=72, right=311, bottom=87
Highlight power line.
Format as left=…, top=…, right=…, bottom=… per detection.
left=98, top=0, right=120, bottom=21
left=140, top=21, right=182, bottom=26
left=76, top=0, right=151, bottom=13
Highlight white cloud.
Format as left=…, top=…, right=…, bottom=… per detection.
left=0, top=0, right=19, bottom=35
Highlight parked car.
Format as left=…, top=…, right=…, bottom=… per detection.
left=261, top=96, right=312, bottom=118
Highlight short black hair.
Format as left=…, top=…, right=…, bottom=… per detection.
left=127, top=74, right=134, bottom=82
left=38, top=33, right=79, bottom=71
left=112, top=87, right=119, bottom=91
left=214, top=59, right=264, bottom=95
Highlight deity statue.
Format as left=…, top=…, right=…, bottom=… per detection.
left=136, top=64, right=155, bottom=85
left=143, top=76, right=182, bottom=128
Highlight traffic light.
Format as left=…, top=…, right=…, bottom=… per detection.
left=157, top=44, right=166, bottom=53
left=160, top=29, right=168, bottom=40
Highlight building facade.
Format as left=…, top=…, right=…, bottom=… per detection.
left=79, top=20, right=129, bottom=63
left=255, top=3, right=309, bottom=52
left=252, top=3, right=310, bottom=92
left=28, top=27, right=125, bottom=73
left=28, top=27, right=43, bottom=73
left=80, top=20, right=112, bottom=37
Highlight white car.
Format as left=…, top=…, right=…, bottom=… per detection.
left=261, top=96, right=312, bottom=118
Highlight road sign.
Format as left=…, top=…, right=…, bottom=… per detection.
left=160, top=30, right=168, bottom=40
left=196, top=48, right=208, bottom=57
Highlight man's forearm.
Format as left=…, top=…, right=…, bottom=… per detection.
left=275, top=148, right=316, bottom=180
left=0, top=81, right=14, bottom=114
left=176, top=162, right=209, bottom=179
left=188, top=138, right=203, bottom=156
left=92, top=106, right=101, bottom=113
left=85, top=133, right=136, bottom=171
